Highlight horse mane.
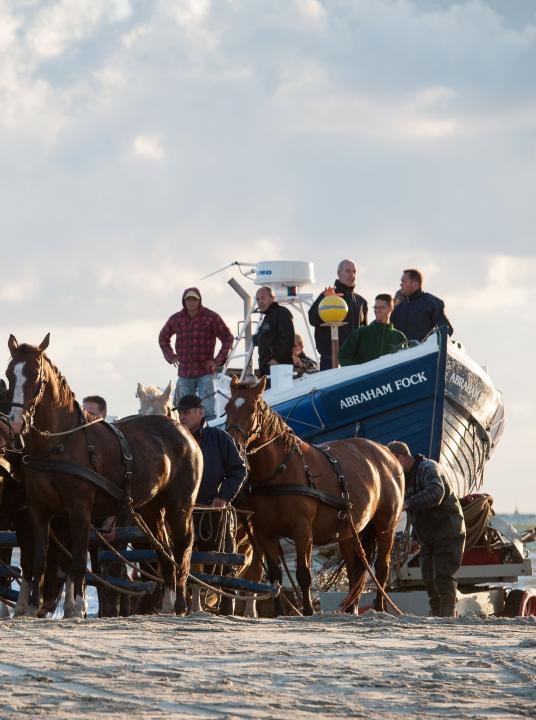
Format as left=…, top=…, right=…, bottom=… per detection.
left=256, top=397, right=296, bottom=453
left=142, top=385, right=165, bottom=397
left=17, top=344, right=76, bottom=411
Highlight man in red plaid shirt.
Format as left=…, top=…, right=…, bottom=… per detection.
left=159, top=287, right=234, bottom=419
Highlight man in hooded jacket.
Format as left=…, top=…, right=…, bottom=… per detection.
left=308, top=259, right=368, bottom=370
left=159, top=287, right=234, bottom=419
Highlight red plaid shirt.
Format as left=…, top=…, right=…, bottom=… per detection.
left=159, top=307, right=234, bottom=378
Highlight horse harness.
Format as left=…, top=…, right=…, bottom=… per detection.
left=248, top=439, right=353, bottom=540
left=11, top=404, right=134, bottom=506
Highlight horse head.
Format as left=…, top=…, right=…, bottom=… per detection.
left=136, top=381, right=174, bottom=417
left=224, top=375, right=267, bottom=452
left=5, top=333, right=50, bottom=435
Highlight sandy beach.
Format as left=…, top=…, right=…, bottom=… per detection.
left=1, top=612, right=535, bottom=719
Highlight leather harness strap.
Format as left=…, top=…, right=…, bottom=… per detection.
left=21, top=456, right=125, bottom=501
left=251, top=483, right=351, bottom=511
left=19, top=415, right=135, bottom=505
left=249, top=442, right=353, bottom=520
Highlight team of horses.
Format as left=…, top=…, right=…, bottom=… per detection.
left=0, top=334, right=405, bottom=619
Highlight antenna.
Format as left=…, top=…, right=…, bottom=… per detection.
left=200, top=261, right=256, bottom=281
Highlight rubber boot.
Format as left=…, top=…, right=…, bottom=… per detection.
left=429, top=597, right=441, bottom=616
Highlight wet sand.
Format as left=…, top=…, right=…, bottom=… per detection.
left=1, top=612, right=535, bottom=719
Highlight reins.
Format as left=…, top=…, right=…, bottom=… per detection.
left=30, top=417, right=104, bottom=439
left=231, top=397, right=404, bottom=616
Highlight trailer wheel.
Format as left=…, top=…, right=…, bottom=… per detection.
left=503, top=589, right=536, bottom=617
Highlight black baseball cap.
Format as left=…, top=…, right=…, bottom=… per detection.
left=176, top=394, right=204, bottom=411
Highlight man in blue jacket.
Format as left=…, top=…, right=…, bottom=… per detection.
left=177, top=394, right=247, bottom=614
left=391, top=268, right=453, bottom=342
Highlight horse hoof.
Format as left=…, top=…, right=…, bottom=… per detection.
left=26, top=605, right=39, bottom=617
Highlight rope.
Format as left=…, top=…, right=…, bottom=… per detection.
left=131, top=508, right=278, bottom=603
left=0, top=556, right=21, bottom=584
left=90, top=524, right=164, bottom=583
left=278, top=540, right=303, bottom=606
left=49, top=529, right=145, bottom=598
left=341, top=518, right=404, bottom=616
left=32, top=417, right=104, bottom=439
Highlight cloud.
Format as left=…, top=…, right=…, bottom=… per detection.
left=130, top=133, right=165, bottom=161
left=26, top=0, right=132, bottom=59
left=1, top=0, right=535, bottom=510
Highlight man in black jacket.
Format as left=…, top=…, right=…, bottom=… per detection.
left=177, top=394, right=247, bottom=614
left=253, top=286, right=295, bottom=378
left=388, top=441, right=466, bottom=617
left=391, top=268, right=453, bottom=342
left=308, top=259, right=368, bottom=370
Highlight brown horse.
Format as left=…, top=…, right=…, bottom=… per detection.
left=6, top=334, right=203, bottom=618
left=225, top=376, right=404, bottom=615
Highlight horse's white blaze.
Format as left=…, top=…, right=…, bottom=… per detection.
left=244, top=595, right=258, bottom=619
left=233, top=397, right=245, bottom=409
left=162, top=588, right=176, bottom=613
left=9, top=362, right=25, bottom=431
left=14, top=578, right=30, bottom=616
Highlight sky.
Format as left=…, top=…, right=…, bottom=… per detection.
left=0, top=0, right=535, bottom=512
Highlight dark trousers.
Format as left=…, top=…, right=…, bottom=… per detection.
left=320, top=354, right=332, bottom=371
left=420, top=535, right=465, bottom=617
left=193, top=510, right=236, bottom=614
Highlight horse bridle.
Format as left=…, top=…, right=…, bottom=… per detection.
left=9, top=354, right=46, bottom=435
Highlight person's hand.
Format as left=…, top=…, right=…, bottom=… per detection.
left=204, top=359, right=217, bottom=374
left=323, top=286, right=343, bottom=297
left=293, top=356, right=304, bottom=369
left=268, top=359, right=279, bottom=367
left=170, top=354, right=180, bottom=368
left=211, top=497, right=227, bottom=509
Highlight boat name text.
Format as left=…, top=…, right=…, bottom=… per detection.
left=339, top=372, right=428, bottom=409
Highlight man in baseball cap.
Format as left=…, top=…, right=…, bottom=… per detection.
left=158, top=287, right=234, bottom=420
left=177, top=392, right=246, bottom=615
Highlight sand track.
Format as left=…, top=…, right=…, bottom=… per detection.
left=1, top=613, right=535, bottom=719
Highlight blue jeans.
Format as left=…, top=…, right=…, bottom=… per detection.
left=174, top=375, right=216, bottom=420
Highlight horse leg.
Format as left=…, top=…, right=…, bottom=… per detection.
left=27, top=506, right=51, bottom=617
left=372, top=526, right=396, bottom=612
left=339, top=523, right=377, bottom=614
left=166, top=507, right=194, bottom=616
left=254, top=532, right=283, bottom=617
left=67, top=506, right=91, bottom=619
left=293, top=526, right=314, bottom=615
left=13, top=511, right=34, bottom=617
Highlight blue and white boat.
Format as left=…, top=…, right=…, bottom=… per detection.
left=262, top=327, right=504, bottom=497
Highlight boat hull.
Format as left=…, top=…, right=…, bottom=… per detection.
left=263, top=329, right=503, bottom=496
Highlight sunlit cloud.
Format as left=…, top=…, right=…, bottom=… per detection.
left=130, top=133, right=165, bottom=161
